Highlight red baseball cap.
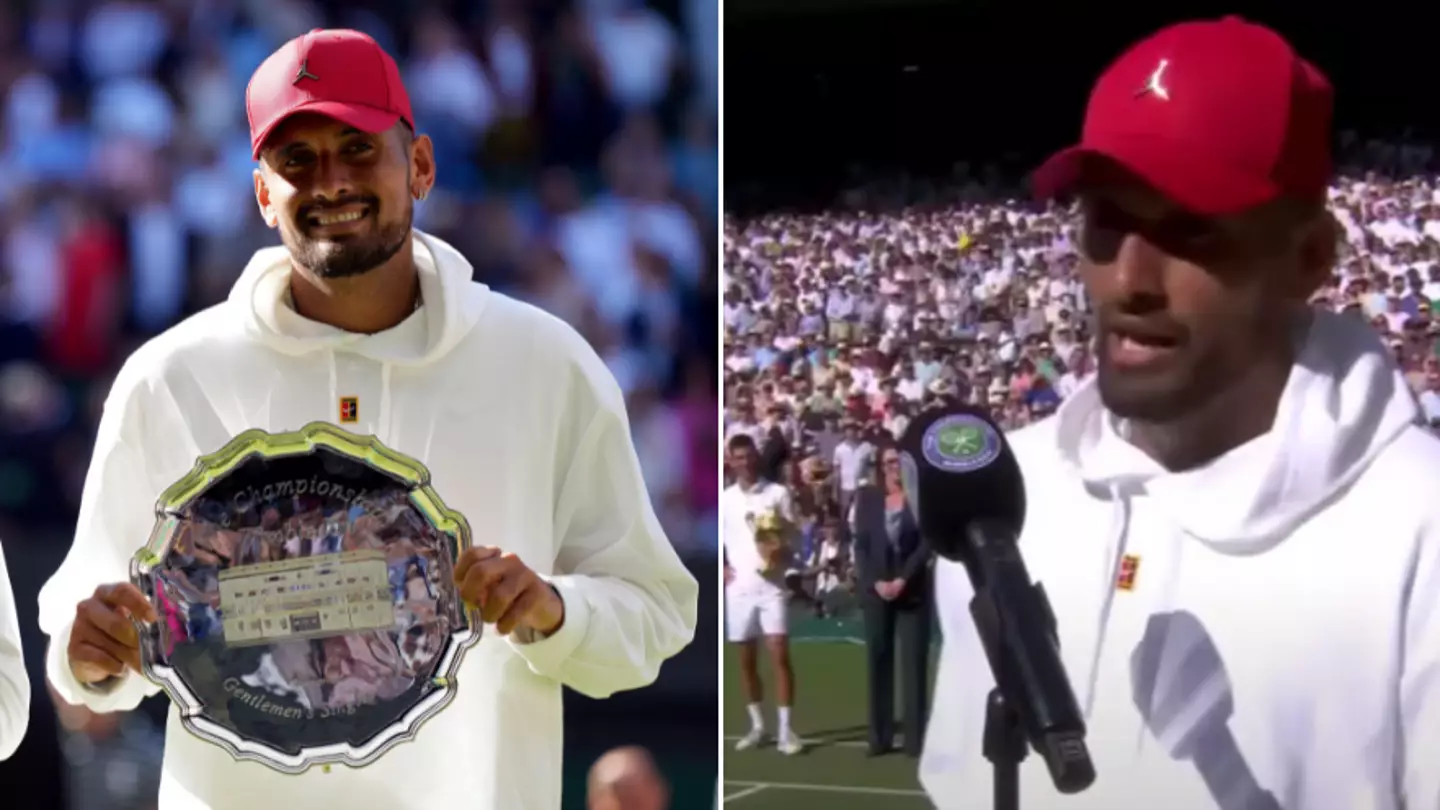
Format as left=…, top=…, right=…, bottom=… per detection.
left=1032, top=16, right=1332, bottom=216
left=246, top=29, right=414, bottom=160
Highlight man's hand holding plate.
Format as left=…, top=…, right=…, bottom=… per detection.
left=454, top=547, right=564, bottom=637
left=69, top=582, right=158, bottom=685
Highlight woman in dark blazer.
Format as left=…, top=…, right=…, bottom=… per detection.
left=848, top=441, right=934, bottom=757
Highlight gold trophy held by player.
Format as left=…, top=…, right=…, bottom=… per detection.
left=749, top=509, right=795, bottom=579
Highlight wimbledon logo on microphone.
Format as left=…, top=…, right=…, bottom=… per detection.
left=922, top=414, right=1001, bottom=473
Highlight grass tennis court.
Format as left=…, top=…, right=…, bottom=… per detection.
left=721, top=607, right=938, bottom=808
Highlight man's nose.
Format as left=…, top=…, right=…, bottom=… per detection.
left=1109, top=233, right=1167, bottom=297
left=311, top=154, right=356, bottom=201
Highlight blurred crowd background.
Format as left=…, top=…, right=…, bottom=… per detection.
left=0, top=0, right=718, bottom=807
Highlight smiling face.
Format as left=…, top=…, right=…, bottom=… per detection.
left=254, top=113, right=433, bottom=279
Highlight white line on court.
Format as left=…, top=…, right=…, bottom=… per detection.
left=723, top=734, right=909, bottom=749
left=782, top=630, right=869, bottom=644
left=723, top=785, right=768, bottom=802
left=724, top=780, right=927, bottom=797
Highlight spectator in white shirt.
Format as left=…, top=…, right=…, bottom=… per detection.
left=1056, top=347, right=1094, bottom=400
left=831, top=419, right=874, bottom=518
left=1419, top=366, right=1440, bottom=423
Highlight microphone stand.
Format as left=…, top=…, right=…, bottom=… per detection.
left=983, top=687, right=1025, bottom=810
left=973, top=580, right=1029, bottom=810
left=963, top=519, right=1096, bottom=809
left=973, top=575, right=1067, bottom=810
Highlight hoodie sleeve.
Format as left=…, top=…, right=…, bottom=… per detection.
left=37, top=364, right=164, bottom=713
left=0, top=542, right=30, bottom=760
left=1401, top=525, right=1440, bottom=807
left=919, top=557, right=994, bottom=810
left=504, top=329, right=699, bottom=698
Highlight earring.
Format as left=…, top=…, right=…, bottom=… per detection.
left=415, top=188, right=428, bottom=201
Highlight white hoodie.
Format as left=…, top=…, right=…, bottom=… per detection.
left=921, top=311, right=1440, bottom=810
left=37, top=231, right=699, bottom=810
left=0, top=540, right=29, bottom=761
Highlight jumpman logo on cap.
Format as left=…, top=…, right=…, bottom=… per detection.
left=1135, top=59, right=1171, bottom=101
left=293, top=59, right=319, bottom=85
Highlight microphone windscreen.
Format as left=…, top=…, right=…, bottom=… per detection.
left=899, top=405, right=1026, bottom=561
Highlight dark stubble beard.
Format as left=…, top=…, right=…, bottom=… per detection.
left=282, top=200, right=413, bottom=279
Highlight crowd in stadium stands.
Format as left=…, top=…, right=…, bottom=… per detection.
left=723, top=135, right=1440, bottom=606
left=0, top=0, right=716, bottom=807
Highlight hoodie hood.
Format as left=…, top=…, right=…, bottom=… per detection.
left=228, top=229, right=486, bottom=366
left=1053, top=310, right=1421, bottom=550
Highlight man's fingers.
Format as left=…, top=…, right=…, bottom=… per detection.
left=455, top=552, right=544, bottom=628
left=70, top=638, right=129, bottom=678
left=70, top=583, right=155, bottom=682
left=94, top=583, right=157, bottom=623
left=453, top=546, right=502, bottom=582
left=458, top=553, right=519, bottom=607
left=479, top=571, right=527, bottom=625
left=495, top=587, right=544, bottom=635
left=78, top=599, right=139, bottom=651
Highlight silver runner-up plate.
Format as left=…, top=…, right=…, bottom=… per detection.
left=129, top=422, right=481, bottom=774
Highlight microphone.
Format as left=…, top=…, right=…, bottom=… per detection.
left=899, top=404, right=1095, bottom=795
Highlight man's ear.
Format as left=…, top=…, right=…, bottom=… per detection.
left=254, top=168, right=279, bottom=229
left=1289, top=209, right=1339, bottom=302
left=408, top=132, right=437, bottom=199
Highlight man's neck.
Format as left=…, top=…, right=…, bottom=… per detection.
left=289, top=241, right=420, bottom=334
left=1127, top=350, right=1291, bottom=473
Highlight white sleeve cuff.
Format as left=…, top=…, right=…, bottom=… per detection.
left=46, top=619, right=137, bottom=713
left=504, top=575, right=592, bottom=679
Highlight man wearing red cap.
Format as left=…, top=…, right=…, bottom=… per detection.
left=923, top=18, right=1440, bottom=810
left=37, top=29, right=698, bottom=810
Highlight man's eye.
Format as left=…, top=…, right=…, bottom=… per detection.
left=346, top=142, right=374, bottom=155
left=284, top=153, right=315, bottom=168
left=1159, top=215, right=1225, bottom=244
